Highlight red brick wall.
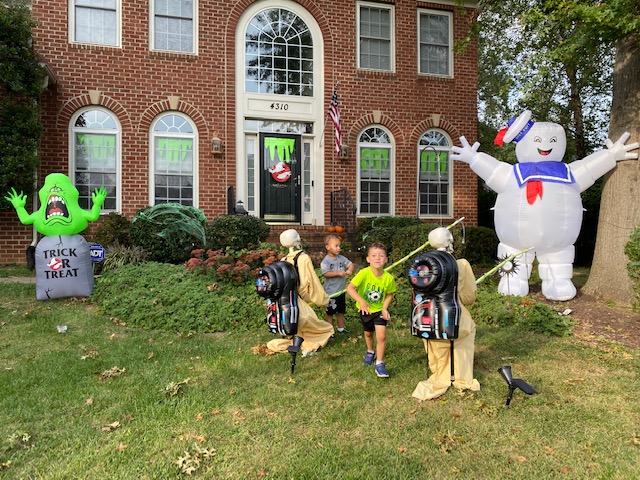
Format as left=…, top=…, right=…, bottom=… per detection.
left=0, top=0, right=479, bottom=264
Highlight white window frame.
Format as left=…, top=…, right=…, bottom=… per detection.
left=417, top=9, right=453, bottom=77
left=149, top=0, right=198, bottom=54
left=417, top=129, right=452, bottom=218
left=69, top=107, right=122, bottom=213
left=357, top=1, right=395, bottom=72
left=149, top=113, right=198, bottom=207
left=68, top=0, right=122, bottom=47
left=357, top=126, right=395, bottom=216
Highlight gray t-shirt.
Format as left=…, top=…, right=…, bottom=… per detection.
left=321, top=254, right=353, bottom=295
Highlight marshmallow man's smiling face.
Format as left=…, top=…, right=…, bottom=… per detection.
left=515, top=121, right=567, bottom=163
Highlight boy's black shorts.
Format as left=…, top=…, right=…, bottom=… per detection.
left=326, top=293, right=346, bottom=315
left=360, top=311, right=388, bottom=332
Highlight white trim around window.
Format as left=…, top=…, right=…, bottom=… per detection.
left=69, top=107, right=122, bottom=213
left=149, top=112, right=198, bottom=207
left=417, top=9, right=453, bottom=77
left=149, top=0, right=198, bottom=54
left=357, top=1, right=395, bottom=72
left=68, top=0, right=122, bottom=47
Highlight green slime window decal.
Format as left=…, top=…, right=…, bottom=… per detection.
left=264, top=137, right=295, bottom=163
left=360, top=148, right=389, bottom=172
left=420, top=150, right=448, bottom=173
left=156, top=138, right=193, bottom=162
left=76, top=134, right=116, bottom=163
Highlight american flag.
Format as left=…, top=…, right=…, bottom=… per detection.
left=329, top=89, right=342, bottom=153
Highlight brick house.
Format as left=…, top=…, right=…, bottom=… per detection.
left=0, top=0, right=479, bottom=264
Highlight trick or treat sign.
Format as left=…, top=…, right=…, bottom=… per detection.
left=35, top=234, right=95, bottom=300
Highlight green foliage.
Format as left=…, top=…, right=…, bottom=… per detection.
left=355, top=216, right=421, bottom=257
left=471, top=282, right=575, bottom=336
left=99, top=243, right=148, bottom=273
left=130, top=204, right=207, bottom=264
left=459, top=226, right=499, bottom=266
left=0, top=1, right=45, bottom=206
left=624, top=225, right=640, bottom=312
left=92, top=262, right=266, bottom=332
left=205, top=214, right=270, bottom=250
left=92, top=212, right=132, bottom=247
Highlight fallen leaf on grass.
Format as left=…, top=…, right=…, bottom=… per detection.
left=397, top=446, right=408, bottom=453
left=147, top=351, right=154, bottom=360
left=1, top=461, right=11, bottom=469
left=86, top=397, right=94, bottom=405
left=210, top=409, right=221, bottom=416
left=116, top=443, right=127, bottom=452
left=632, top=434, right=640, bottom=446
left=257, top=469, right=267, bottom=478
left=251, top=344, right=276, bottom=355
left=233, top=410, right=246, bottom=422
left=195, top=413, right=203, bottom=421
left=100, top=366, right=126, bottom=380
left=288, top=377, right=296, bottom=384
left=517, top=456, right=527, bottom=462
left=545, top=446, right=555, bottom=455
left=102, top=421, right=121, bottom=433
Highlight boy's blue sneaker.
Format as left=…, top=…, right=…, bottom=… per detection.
left=375, top=362, right=389, bottom=378
left=363, top=351, right=376, bottom=366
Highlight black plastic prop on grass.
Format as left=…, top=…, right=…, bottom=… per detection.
left=498, top=366, right=538, bottom=406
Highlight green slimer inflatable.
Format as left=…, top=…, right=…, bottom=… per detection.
left=5, top=173, right=107, bottom=236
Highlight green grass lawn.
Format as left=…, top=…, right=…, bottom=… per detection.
left=1, top=282, right=639, bottom=479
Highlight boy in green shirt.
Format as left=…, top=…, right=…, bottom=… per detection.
left=346, top=242, right=396, bottom=378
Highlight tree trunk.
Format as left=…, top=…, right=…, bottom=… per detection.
left=583, top=34, right=640, bottom=305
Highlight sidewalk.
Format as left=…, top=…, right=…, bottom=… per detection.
left=0, top=276, right=36, bottom=284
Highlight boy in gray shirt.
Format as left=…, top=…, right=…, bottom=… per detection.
left=321, top=234, right=354, bottom=333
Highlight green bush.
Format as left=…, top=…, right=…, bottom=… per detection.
left=92, top=262, right=266, bottom=332
left=93, top=212, right=132, bottom=247
left=470, top=282, right=575, bottom=336
left=99, top=243, right=147, bottom=273
left=355, top=216, right=422, bottom=257
left=457, top=226, right=499, bottom=266
left=130, top=204, right=207, bottom=264
left=206, top=214, right=270, bottom=251
left=624, top=225, right=640, bottom=312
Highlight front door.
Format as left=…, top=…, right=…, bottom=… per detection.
left=260, top=133, right=301, bottom=222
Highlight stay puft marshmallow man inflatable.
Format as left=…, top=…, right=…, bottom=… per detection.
left=450, top=110, right=638, bottom=301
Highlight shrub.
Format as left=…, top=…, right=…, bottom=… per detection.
left=206, top=215, right=270, bottom=251
left=457, top=226, right=499, bottom=266
left=93, top=212, right=132, bottom=247
left=92, top=262, right=266, bottom=332
left=355, top=216, right=421, bottom=258
left=470, top=282, right=575, bottom=336
left=624, top=225, right=640, bottom=312
left=99, top=243, right=148, bottom=273
left=130, top=204, right=207, bottom=264
left=186, top=246, right=280, bottom=284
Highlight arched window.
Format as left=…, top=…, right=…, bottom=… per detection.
left=151, top=113, right=197, bottom=206
left=245, top=8, right=313, bottom=96
left=417, top=129, right=451, bottom=217
left=358, top=126, right=394, bottom=215
left=71, top=108, right=120, bottom=211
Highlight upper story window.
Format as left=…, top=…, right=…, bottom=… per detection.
left=418, top=129, right=451, bottom=217
left=151, top=0, right=197, bottom=53
left=151, top=113, right=197, bottom=206
left=418, top=9, right=453, bottom=77
left=70, top=0, right=120, bottom=47
left=245, top=8, right=314, bottom=96
left=357, top=2, right=394, bottom=72
left=71, top=108, right=120, bottom=211
left=358, top=127, right=394, bottom=216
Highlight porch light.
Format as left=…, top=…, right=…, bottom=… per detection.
left=211, top=132, right=223, bottom=154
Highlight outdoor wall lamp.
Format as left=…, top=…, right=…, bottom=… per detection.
left=211, top=132, right=223, bottom=154
left=339, top=144, right=349, bottom=158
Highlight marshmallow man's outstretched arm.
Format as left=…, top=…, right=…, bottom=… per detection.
left=570, top=132, right=639, bottom=192
left=451, top=136, right=512, bottom=193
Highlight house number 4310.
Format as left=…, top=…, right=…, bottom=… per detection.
left=270, top=103, right=289, bottom=111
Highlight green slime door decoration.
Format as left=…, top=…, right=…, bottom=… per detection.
left=264, top=137, right=296, bottom=163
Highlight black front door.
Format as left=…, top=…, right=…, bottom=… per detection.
left=260, top=133, right=301, bottom=222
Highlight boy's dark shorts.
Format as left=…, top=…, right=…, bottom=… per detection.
left=326, top=293, right=346, bottom=315
left=360, top=311, right=388, bottom=332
